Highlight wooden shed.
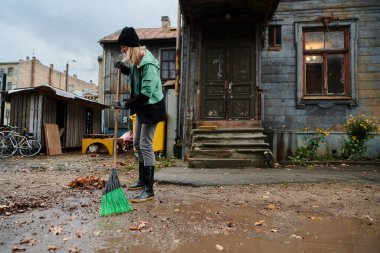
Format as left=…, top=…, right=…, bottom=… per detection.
left=5, top=84, right=109, bottom=151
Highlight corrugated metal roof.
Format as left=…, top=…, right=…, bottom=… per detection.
left=7, top=84, right=109, bottom=109
left=99, top=27, right=177, bottom=44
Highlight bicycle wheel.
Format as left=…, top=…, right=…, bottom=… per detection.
left=19, top=139, right=42, bottom=157
left=0, top=135, right=18, bottom=158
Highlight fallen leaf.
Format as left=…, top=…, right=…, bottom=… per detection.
left=138, top=221, right=148, bottom=230
left=49, top=226, right=63, bottom=235
left=291, top=234, right=304, bottom=239
left=227, top=221, right=235, bottom=227
left=129, top=225, right=139, bottom=231
left=254, top=220, right=266, bottom=226
left=12, top=246, right=26, bottom=252
left=63, top=236, right=72, bottom=242
left=216, top=244, right=224, bottom=251
left=271, top=229, right=279, bottom=233
left=19, top=239, right=36, bottom=245
left=48, top=245, right=58, bottom=251
left=265, top=204, right=280, bottom=210
left=76, top=229, right=87, bottom=238
left=93, top=231, right=101, bottom=236
left=307, top=215, right=323, bottom=221
left=68, top=247, right=81, bottom=253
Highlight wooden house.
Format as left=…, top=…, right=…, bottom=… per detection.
left=178, top=0, right=380, bottom=167
left=5, top=84, right=108, bottom=151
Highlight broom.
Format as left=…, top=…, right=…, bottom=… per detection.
left=99, top=168, right=133, bottom=216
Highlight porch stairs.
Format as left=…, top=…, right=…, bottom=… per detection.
left=188, top=128, right=274, bottom=168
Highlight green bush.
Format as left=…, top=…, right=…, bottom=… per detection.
left=341, top=115, right=378, bottom=160
left=289, top=128, right=330, bottom=163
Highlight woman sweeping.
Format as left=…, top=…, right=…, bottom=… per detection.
left=113, top=26, right=166, bottom=203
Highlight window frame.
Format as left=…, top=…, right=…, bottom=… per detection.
left=268, top=25, right=282, bottom=50
left=302, top=27, right=349, bottom=97
left=160, top=48, right=176, bottom=81
left=295, top=20, right=358, bottom=108
left=7, top=67, right=13, bottom=77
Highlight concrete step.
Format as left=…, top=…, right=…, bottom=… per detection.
left=192, top=134, right=266, bottom=144
left=187, top=158, right=269, bottom=168
left=191, top=142, right=270, bottom=151
left=189, top=149, right=271, bottom=159
left=192, top=128, right=265, bottom=134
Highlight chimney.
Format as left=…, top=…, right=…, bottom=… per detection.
left=161, top=16, right=171, bottom=28
left=48, top=64, right=54, bottom=86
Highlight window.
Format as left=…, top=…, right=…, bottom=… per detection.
left=295, top=20, right=358, bottom=108
left=7, top=67, right=13, bottom=77
left=268, top=25, right=282, bottom=49
left=7, top=82, right=12, bottom=90
left=161, top=49, right=175, bottom=80
left=303, top=28, right=348, bottom=96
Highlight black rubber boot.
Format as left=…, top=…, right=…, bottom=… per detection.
left=128, top=162, right=144, bottom=190
left=131, top=166, right=154, bottom=203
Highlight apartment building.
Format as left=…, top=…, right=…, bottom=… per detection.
left=0, top=56, right=97, bottom=125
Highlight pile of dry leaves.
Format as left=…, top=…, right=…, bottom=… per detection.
left=65, top=176, right=105, bottom=190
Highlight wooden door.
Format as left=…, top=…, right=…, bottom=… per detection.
left=201, top=23, right=256, bottom=121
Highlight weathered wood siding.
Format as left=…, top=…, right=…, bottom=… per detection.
left=179, top=25, right=200, bottom=158
left=262, top=0, right=380, bottom=130
left=261, top=0, right=380, bottom=160
left=10, top=94, right=44, bottom=146
left=65, top=103, right=86, bottom=148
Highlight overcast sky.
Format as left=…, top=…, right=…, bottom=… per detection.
left=0, top=0, right=178, bottom=85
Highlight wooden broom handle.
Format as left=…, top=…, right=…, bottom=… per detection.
left=113, top=68, right=121, bottom=165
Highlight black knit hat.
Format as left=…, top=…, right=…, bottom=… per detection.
left=118, top=27, right=140, bottom=47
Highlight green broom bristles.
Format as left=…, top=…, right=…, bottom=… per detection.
left=100, top=169, right=133, bottom=216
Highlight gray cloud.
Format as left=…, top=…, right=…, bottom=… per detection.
left=0, top=0, right=178, bottom=84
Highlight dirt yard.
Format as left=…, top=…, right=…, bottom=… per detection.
left=0, top=152, right=379, bottom=253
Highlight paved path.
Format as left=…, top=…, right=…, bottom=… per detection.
left=155, top=164, right=380, bottom=186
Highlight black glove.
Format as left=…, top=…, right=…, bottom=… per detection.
left=127, top=94, right=149, bottom=111
left=114, top=60, right=130, bottom=75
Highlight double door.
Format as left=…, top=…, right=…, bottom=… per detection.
left=201, top=37, right=256, bottom=121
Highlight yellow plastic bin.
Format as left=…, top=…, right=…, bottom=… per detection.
left=130, top=115, right=166, bottom=154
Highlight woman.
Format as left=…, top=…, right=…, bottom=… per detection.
left=113, top=26, right=166, bottom=203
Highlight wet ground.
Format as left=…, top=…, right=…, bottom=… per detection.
left=0, top=152, right=379, bottom=252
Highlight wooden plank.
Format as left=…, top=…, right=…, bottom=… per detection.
left=43, top=123, right=62, bottom=156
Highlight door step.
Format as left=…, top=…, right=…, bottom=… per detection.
left=189, top=128, right=273, bottom=168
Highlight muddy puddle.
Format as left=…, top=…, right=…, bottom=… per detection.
left=3, top=195, right=378, bottom=253
left=171, top=218, right=380, bottom=253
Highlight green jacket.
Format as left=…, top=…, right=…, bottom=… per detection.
left=128, top=50, right=166, bottom=124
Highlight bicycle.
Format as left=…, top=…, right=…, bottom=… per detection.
left=0, top=129, right=18, bottom=158
left=0, top=125, right=42, bottom=158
